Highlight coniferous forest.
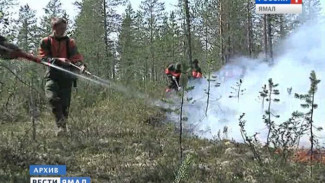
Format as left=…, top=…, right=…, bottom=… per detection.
left=1, top=0, right=325, bottom=182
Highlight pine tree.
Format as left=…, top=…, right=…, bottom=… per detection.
left=260, top=78, right=280, bottom=147
left=156, top=11, right=183, bottom=81
left=39, top=0, right=67, bottom=38
left=103, top=0, right=126, bottom=79
left=295, top=70, right=321, bottom=178
left=16, top=4, right=44, bottom=124
left=140, top=0, right=165, bottom=81
left=182, top=0, right=192, bottom=66
left=246, top=0, right=253, bottom=56
left=118, top=3, right=136, bottom=82
left=133, top=10, right=148, bottom=84
left=16, top=4, right=38, bottom=52
left=192, top=0, right=219, bottom=70
left=301, top=0, right=322, bottom=22
left=0, top=0, right=17, bottom=40
left=74, top=0, right=106, bottom=77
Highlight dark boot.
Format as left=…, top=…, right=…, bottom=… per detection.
left=50, top=98, right=67, bottom=136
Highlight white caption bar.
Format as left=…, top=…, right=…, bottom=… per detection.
left=30, top=177, right=61, bottom=183
left=256, top=4, right=302, bottom=14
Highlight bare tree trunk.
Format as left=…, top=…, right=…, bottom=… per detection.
left=24, top=19, right=28, bottom=52
left=172, top=31, right=175, bottom=63
left=179, top=88, right=185, bottom=162
left=182, top=21, right=187, bottom=62
left=279, top=15, right=285, bottom=39
left=150, top=23, right=155, bottom=81
left=103, top=0, right=112, bottom=79
left=267, top=15, right=273, bottom=64
left=226, top=9, right=231, bottom=63
left=218, top=0, right=224, bottom=64
left=263, top=14, right=268, bottom=61
left=205, top=21, right=208, bottom=60
left=205, top=20, right=211, bottom=114
left=247, top=0, right=253, bottom=56
left=112, top=41, right=116, bottom=79
left=145, top=58, right=148, bottom=84
left=205, top=62, right=211, bottom=116
left=184, top=0, right=193, bottom=66
left=266, top=82, right=273, bottom=147
left=310, top=92, right=315, bottom=178
left=227, top=1, right=233, bottom=63
left=29, top=79, right=36, bottom=141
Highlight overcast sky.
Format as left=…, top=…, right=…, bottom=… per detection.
left=14, top=0, right=325, bottom=20
left=16, top=0, right=179, bottom=19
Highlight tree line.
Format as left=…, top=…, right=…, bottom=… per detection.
left=0, top=0, right=322, bottom=122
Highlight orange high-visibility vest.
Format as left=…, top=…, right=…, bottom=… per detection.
left=192, top=70, right=202, bottom=78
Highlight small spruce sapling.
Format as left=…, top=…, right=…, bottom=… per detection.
left=261, top=78, right=280, bottom=147
left=229, top=79, right=246, bottom=102
left=295, top=70, right=321, bottom=178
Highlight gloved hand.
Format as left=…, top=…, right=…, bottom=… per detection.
left=79, top=64, right=87, bottom=73
left=172, top=76, right=176, bottom=80
left=43, top=57, right=55, bottom=63
left=55, top=58, right=71, bottom=66
left=74, top=62, right=87, bottom=73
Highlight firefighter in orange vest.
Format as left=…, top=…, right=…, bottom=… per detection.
left=165, top=63, right=181, bottom=92
left=191, top=59, right=202, bottom=79
left=39, top=17, right=85, bottom=136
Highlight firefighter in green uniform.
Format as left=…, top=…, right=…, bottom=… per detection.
left=165, top=63, right=182, bottom=92
left=38, top=18, right=86, bottom=136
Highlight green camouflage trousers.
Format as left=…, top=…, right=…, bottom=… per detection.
left=45, top=78, right=72, bottom=129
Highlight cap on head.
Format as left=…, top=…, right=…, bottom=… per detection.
left=193, top=59, right=198, bottom=64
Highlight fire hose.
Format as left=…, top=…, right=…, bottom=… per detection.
left=172, top=76, right=181, bottom=91
left=0, top=44, right=100, bottom=80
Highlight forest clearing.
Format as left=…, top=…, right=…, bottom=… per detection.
left=1, top=0, right=325, bottom=182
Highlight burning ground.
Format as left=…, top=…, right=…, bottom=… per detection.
left=181, top=18, right=325, bottom=146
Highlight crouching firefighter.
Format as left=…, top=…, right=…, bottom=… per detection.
left=191, top=59, right=202, bottom=79
left=39, top=17, right=86, bottom=136
left=165, top=63, right=182, bottom=92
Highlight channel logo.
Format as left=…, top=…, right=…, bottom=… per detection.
left=30, top=165, right=91, bottom=183
left=256, top=0, right=303, bottom=14
left=30, top=177, right=91, bottom=183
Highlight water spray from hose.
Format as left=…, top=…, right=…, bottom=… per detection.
left=0, top=43, right=169, bottom=108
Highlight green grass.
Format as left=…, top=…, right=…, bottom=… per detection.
left=1, top=85, right=325, bottom=183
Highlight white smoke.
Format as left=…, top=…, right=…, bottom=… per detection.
left=183, top=18, right=325, bottom=146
